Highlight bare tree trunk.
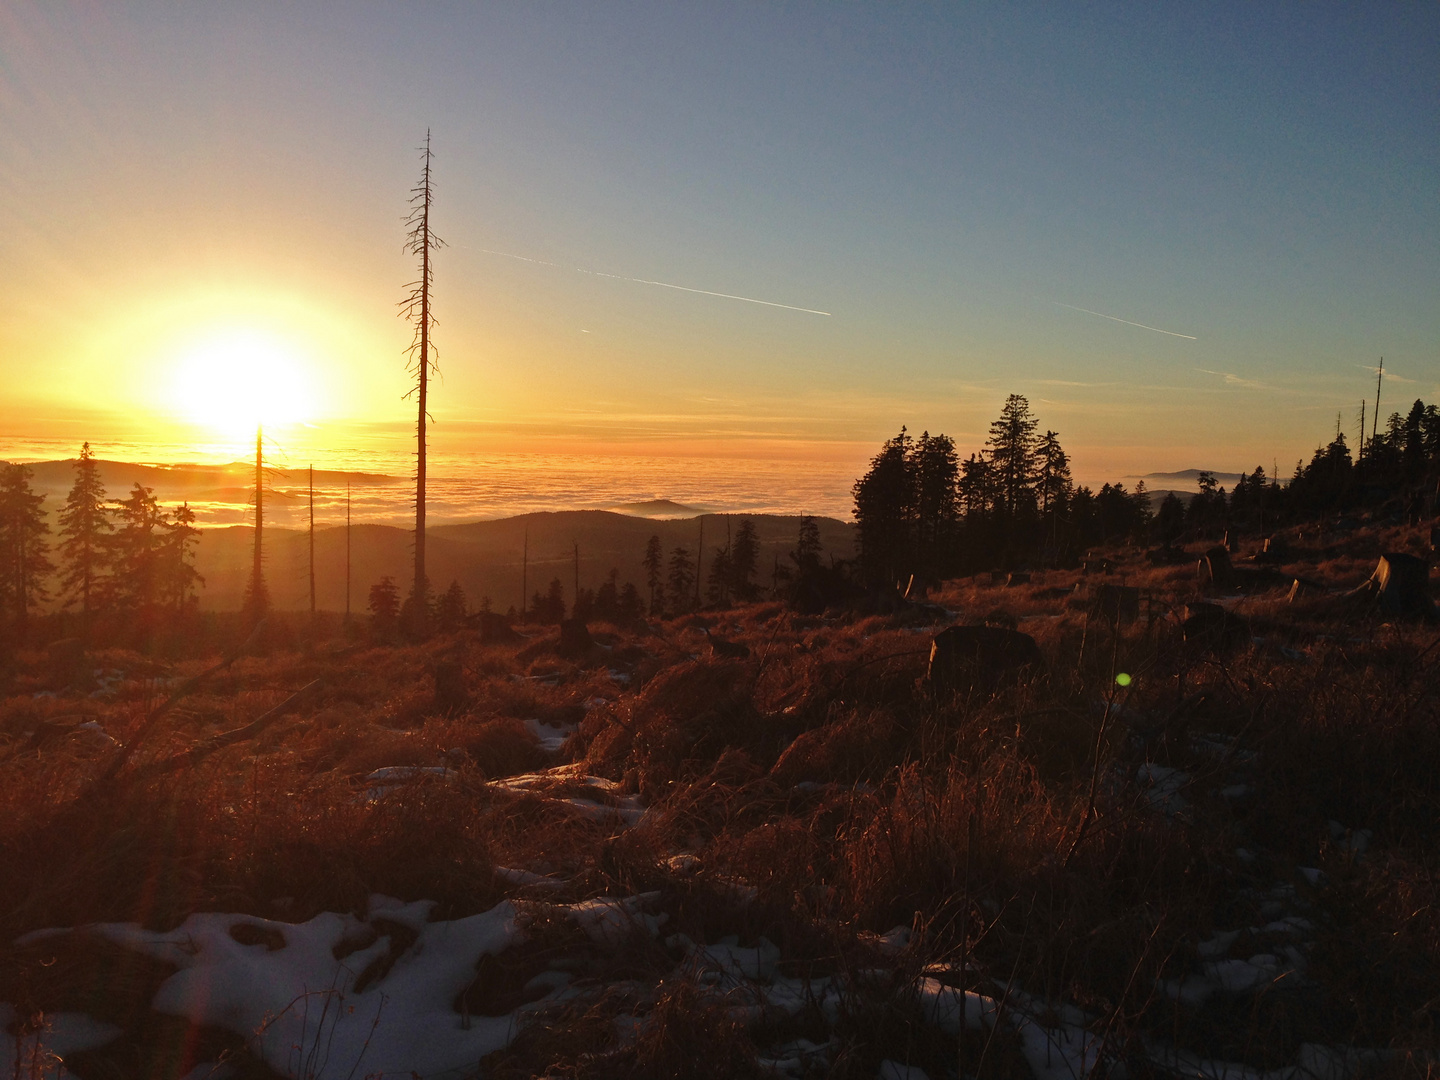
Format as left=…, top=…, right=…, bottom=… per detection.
left=308, top=465, right=316, bottom=617
left=402, top=130, right=444, bottom=635
left=244, top=424, right=268, bottom=625
left=345, top=482, right=351, bottom=624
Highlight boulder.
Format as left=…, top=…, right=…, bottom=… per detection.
left=473, top=611, right=522, bottom=644
left=1182, top=602, right=1249, bottom=652
left=432, top=659, right=469, bottom=714
left=1198, top=545, right=1235, bottom=593
left=925, top=625, right=1041, bottom=695
left=556, top=618, right=596, bottom=659
left=1359, top=553, right=1435, bottom=619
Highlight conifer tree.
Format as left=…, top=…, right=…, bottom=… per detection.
left=112, top=482, right=167, bottom=614
left=792, top=515, right=822, bottom=573
left=667, top=547, right=694, bottom=613
left=0, top=463, right=53, bottom=622
left=437, top=579, right=468, bottom=630
left=164, top=502, right=203, bottom=611
left=730, top=519, right=760, bottom=600
left=242, top=426, right=269, bottom=625
left=706, top=546, right=734, bottom=605
left=852, top=428, right=914, bottom=582
left=642, top=534, right=663, bottom=614
left=57, top=442, right=113, bottom=616
left=986, top=394, right=1040, bottom=519
left=369, top=576, right=400, bottom=634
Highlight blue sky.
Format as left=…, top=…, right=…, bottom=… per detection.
left=2, top=2, right=1436, bottom=482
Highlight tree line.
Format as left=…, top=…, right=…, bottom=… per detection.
left=1, top=443, right=202, bottom=634
left=853, top=393, right=1440, bottom=583
left=363, top=515, right=828, bottom=632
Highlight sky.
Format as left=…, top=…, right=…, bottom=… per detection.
left=2, top=1, right=1437, bottom=494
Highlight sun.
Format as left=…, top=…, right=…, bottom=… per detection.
left=168, top=328, right=319, bottom=437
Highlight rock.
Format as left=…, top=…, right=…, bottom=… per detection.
left=1182, top=603, right=1248, bottom=652
left=703, top=628, right=750, bottom=658
left=432, top=660, right=468, bottom=714
left=1198, top=545, right=1235, bottom=593
left=474, top=612, right=522, bottom=644
left=556, top=619, right=595, bottom=660
left=925, top=625, right=1041, bottom=695
left=1364, top=553, right=1435, bottom=619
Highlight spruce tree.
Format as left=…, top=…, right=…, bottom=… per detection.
left=642, top=534, right=663, bottom=614
left=792, top=515, right=822, bottom=573
left=57, top=442, right=113, bottom=616
left=163, top=502, right=204, bottom=611
left=0, top=463, right=53, bottom=623
left=667, top=547, right=694, bottom=613
left=730, top=519, right=760, bottom=600
left=851, top=428, right=913, bottom=583
left=986, top=394, right=1040, bottom=520
left=113, top=482, right=167, bottom=614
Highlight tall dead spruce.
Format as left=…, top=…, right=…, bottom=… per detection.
left=400, top=130, right=445, bottom=634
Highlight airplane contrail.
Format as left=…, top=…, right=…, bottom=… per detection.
left=477, top=247, right=830, bottom=316
left=581, top=270, right=830, bottom=316
left=478, top=248, right=562, bottom=268
left=1054, top=302, right=1196, bottom=340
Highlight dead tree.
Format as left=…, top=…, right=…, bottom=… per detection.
left=242, top=424, right=269, bottom=625
left=400, top=130, right=445, bottom=634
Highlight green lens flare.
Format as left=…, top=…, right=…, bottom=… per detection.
left=1115, top=673, right=1132, bottom=687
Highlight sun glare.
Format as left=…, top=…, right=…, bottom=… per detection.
left=169, top=329, right=318, bottom=438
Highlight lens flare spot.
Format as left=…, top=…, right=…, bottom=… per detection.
left=1115, top=672, right=1132, bottom=687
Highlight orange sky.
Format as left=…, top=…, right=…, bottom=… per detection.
left=3, top=4, right=1436, bottom=488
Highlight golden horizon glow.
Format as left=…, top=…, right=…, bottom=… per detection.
left=166, top=327, right=320, bottom=438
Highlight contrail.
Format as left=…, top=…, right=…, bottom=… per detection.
left=477, top=247, right=830, bottom=316
left=1054, top=302, right=1196, bottom=340
left=478, top=248, right=562, bottom=268
left=582, top=270, right=830, bottom=316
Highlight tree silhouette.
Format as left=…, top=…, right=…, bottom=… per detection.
left=667, top=547, right=694, bottom=613
left=400, top=130, right=445, bottom=635
left=792, top=515, right=822, bottom=574
left=730, top=519, right=760, bottom=600
left=986, top=394, right=1039, bottom=520
left=368, top=576, right=400, bottom=635
left=164, top=502, right=203, bottom=611
left=57, top=443, right=113, bottom=617
left=642, top=534, right=663, bottom=614
left=852, top=428, right=913, bottom=583
left=0, top=463, right=52, bottom=624
left=910, top=431, right=959, bottom=573
left=113, top=482, right=168, bottom=615
left=437, top=579, right=467, bottom=631
left=705, top=545, right=733, bottom=605
left=242, top=426, right=269, bottom=625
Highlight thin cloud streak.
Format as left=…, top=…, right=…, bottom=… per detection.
left=1054, top=302, right=1197, bottom=340
left=1357, top=363, right=1416, bottom=384
left=1197, top=368, right=1270, bottom=390
left=582, top=270, right=831, bottom=316
left=477, top=247, right=830, bottom=316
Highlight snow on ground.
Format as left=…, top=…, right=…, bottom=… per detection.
left=6, top=883, right=1412, bottom=1080
left=83, top=897, right=530, bottom=1080
left=0, top=1004, right=122, bottom=1080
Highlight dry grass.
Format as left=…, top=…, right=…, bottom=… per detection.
left=3, top=524, right=1440, bottom=1076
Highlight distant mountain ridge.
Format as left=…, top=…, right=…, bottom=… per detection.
left=1134, top=468, right=1245, bottom=484
left=193, top=509, right=854, bottom=613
